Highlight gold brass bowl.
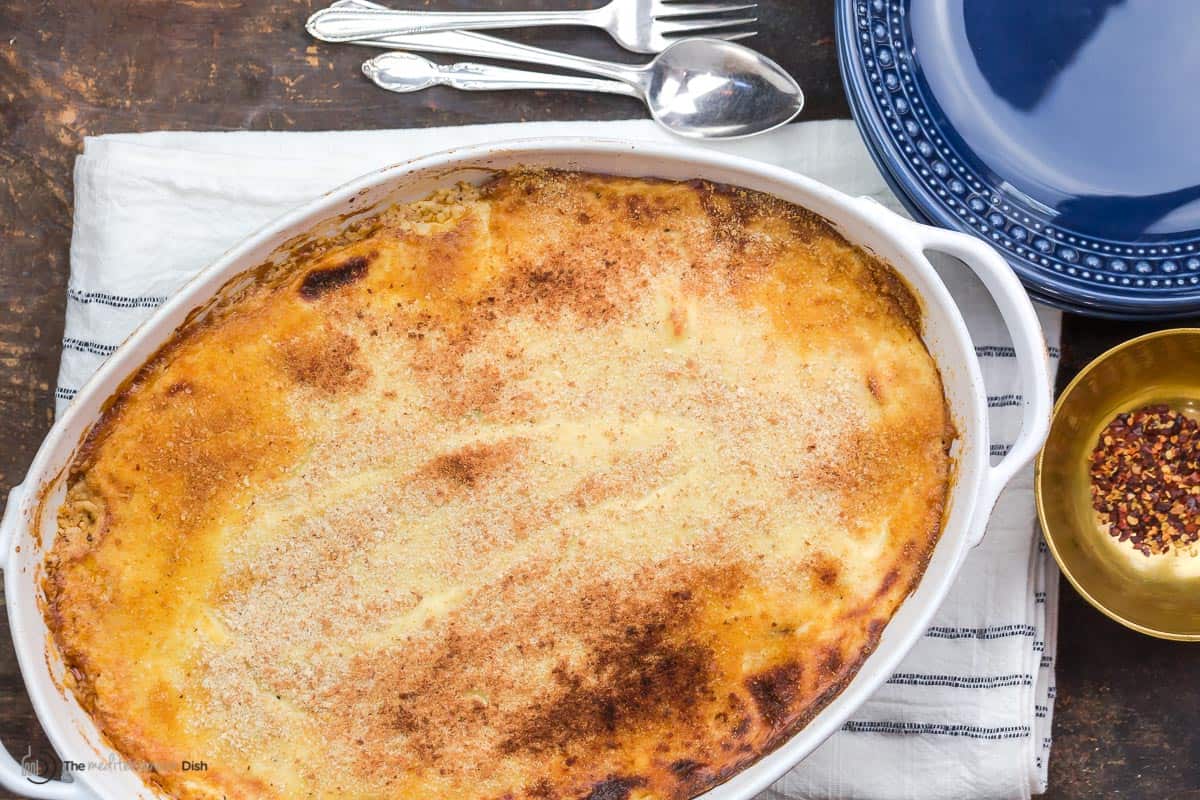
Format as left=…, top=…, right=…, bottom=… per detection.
left=1037, top=328, right=1200, bottom=640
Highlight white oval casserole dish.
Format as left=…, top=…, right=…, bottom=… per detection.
left=0, top=138, right=1052, bottom=800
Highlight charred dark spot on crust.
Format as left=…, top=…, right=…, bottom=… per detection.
left=164, top=380, right=192, bottom=397
left=745, top=662, right=802, bottom=727
left=500, top=592, right=715, bottom=756
left=623, top=194, right=654, bottom=223
left=812, top=555, right=839, bottom=587
left=667, top=758, right=719, bottom=795
left=299, top=254, right=370, bottom=299
left=821, top=647, right=844, bottom=674
left=669, top=758, right=704, bottom=778
left=684, top=178, right=743, bottom=200
left=877, top=568, right=899, bottom=597
left=582, top=776, right=645, bottom=800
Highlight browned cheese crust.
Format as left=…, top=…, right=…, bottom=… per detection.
left=44, top=171, right=954, bottom=800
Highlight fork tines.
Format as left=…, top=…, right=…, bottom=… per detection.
left=652, top=0, right=758, bottom=42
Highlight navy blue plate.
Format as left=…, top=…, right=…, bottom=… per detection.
left=836, top=0, right=1200, bottom=318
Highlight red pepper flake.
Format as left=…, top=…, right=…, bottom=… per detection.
left=1088, top=404, right=1200, bottom=556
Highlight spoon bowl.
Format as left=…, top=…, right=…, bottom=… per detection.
left=639, top=38, right=803, bottom=139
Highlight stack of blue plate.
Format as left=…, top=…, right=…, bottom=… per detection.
left=836, top=0, right=1200, bottom=318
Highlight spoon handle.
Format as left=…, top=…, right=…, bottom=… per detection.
left=363, top=53, right=640, bottom=97
left=319, top=0, right=646, bottom=86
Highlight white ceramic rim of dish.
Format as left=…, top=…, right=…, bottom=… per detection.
left=0, top=137, right=1051, bottom=800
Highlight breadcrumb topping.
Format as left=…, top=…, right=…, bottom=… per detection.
left=45, top=171, right=951, bottom=800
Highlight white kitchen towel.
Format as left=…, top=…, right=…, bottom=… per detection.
left=61, top=119, right=1061, bottom=800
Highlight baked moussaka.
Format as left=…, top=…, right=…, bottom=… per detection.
left=45, top=170, right=953, bottom=800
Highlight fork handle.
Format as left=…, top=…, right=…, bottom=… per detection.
left=308, top=4, right=609, bottom=43
left=320, top=0, right=646, bottom=86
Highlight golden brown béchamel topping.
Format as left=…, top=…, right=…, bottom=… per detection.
left=44, top=170, right=952, bottom=800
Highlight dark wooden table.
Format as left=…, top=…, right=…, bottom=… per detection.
left=1, top=2, right=1197, bottom=797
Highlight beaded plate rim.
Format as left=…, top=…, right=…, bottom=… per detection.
left=834, top=0, right=1200, bottom=318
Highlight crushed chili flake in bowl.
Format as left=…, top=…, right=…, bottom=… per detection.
left=1088, top=404, right=1200, bottom=556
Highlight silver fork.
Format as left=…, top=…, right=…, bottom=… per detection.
left=306, top=0, right=757, bottom=55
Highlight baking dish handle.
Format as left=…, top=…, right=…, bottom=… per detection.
left=0, top=486, right=90, bottom=800
left=904, top=223, right=1053, bottom=547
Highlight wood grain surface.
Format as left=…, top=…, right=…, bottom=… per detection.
left=0, top=1, right=1197, bottom=797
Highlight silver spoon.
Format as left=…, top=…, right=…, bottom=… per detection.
left=363, top=52, right=639, bottom=98
left=358, top=36, right=801, bottom=140
left=320, top=0, right=802, bottom=139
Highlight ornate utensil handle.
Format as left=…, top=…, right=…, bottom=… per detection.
left=308, top=4, right=610, bottom=42
left=314, top=0, right=646, bottom=86
left=363, top=53, right=639, bottom=97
